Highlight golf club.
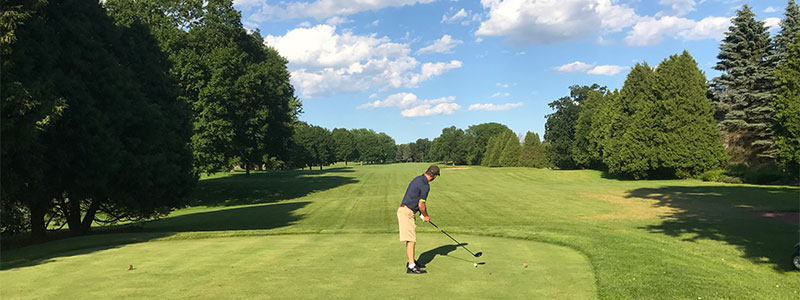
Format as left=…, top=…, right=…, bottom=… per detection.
left=426, top=219, right=483, bottom=257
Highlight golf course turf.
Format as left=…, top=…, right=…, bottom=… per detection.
left=1, top=163, right=798, bottom=299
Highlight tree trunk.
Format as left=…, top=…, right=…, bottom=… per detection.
left=319, top=164, right=322, bottom=170
left=246, top=164, right=250, bottom=175
left=29, top=201, right=47, bottom=239
left=345, top=160, right=347, bottom=166
left=80, top=200, right=100, bottom=233
left=66, top=197, right=83, bottom=235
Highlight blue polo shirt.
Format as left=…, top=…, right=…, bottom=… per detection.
left=401, top=174, right=430, bottom=213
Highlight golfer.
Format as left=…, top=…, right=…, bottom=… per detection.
left=398, top=165, right=439, bottom=274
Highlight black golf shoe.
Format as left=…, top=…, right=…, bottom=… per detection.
left=406, top=265, right=427, bottom=274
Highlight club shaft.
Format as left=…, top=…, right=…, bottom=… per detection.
left=429, top=221, right=477, bottom=256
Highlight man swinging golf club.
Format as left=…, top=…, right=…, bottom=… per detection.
left=397, top=165, right=439, bottom=274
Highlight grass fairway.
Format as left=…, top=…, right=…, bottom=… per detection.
left=2, top=163, right=798, bottom=299
left=0, top=234, right=594, bottom=299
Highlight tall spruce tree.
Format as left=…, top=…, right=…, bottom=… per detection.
left=656, top=51, right=728, bottom=178
left=544, top=84, right=606, bottom=169
left=572, top=89, right=610, bottom=169
left=773, top=35, right=800, bottom=177
left=773, top=0, right=800, bottom=65
left=711, top=5, right=776, bottom=164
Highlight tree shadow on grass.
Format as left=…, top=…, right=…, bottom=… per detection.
left=141, top=201, right=311, bottom=232
left=418, top=243, right=462, bottom=266
left=627, top=185, right=800, bottom=271
left=191, top=169, right=357, bottom=206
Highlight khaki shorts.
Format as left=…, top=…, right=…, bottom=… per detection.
left=397, top=206, right=416, bottom=242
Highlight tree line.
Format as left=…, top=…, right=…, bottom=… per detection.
left=543, top=3, right=799, bottom=181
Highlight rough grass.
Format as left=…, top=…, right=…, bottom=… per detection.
left=2, top=163, right=798, bottom=299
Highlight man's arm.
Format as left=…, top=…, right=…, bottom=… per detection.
left=418, top=200, right=430, bottom=222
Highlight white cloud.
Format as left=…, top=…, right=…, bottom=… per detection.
left=764, top=6, right=777, bottom=13
left=468, top=102, right=524, bottom=111
left=555, top=61, right=595, bottom=73
left=325, top=16, right=352, bottom=26
left=625, top=16, right=730, bottom=46
left=496, top=83, right=509, bottom=88
left=247, top=0, right=435, bottom=21
left=587, top=65, right=626, bottom=75
left=416, top=35, right=464, bottom=54
left=655, top=0, right=696, bottom=17
left=265, top=25, right=462, bottom=98
left=764, top=17, right=781, bottom=30
left=442, top=8, right=468, bottom=23
left=358, top=93, right=461, bottom=117
left=298, top=21, right=312, bottom=27
left=476, top=0, right=640, bottom=46
left=491, top=92, right=510, bottom=97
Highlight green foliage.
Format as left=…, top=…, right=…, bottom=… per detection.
left=698, top=169, right=726, bottom=182
left=772, top=0, right=800, bottom=65
left=292, top=122, right=334, bottom=169
left=572, top=89, right=615, bottom=169
left=331, top=128, right=357, bottom=165
left=742, top=162, right=791, bottom=184
left=498, top=132, right=522, bottom=167
left=520, top=132, right=549, bottom=168
left=544, top=84, right=606, bottom=169
left=464, top=122, right=510, bottom=165
left=711, top=5, right=777, bottom=164
left=349, top=128, right=395, bottom=163
left=2, top=0, right=197, bottom=236
left=431, top=126, right=469, bottom=165
left=773, top=34, right=800, bottom=178
left=656, top=51, right=728, bottom=178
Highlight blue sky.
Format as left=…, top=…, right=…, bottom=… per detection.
left=233, top=0, right=789, bottom=144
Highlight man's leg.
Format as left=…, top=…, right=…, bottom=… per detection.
left=406, top=241, right=415, bottom=265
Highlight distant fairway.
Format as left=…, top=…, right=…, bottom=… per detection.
left=2, top=163, right=798, bottom=299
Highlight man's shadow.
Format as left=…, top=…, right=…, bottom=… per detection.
left=418, top=243, right=465, bottom=266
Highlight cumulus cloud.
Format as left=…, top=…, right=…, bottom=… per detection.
left=416, top=35, right=464, bottom=54
left=554, top=61, right=625, bottom=75
left=325, top=16, right=352, bottom=26
left=655, top=0, right=696, bottom=17
left=587, top=65, right=626, bottom=75
left=625, top=16, right=730, bottom=46
left=244, top=0, right=435, bottom=21
left=491, top=92, right=510, bottom=97
left=555, top=61, right=594, bottom=73
left=764, top=17, right=781, bottom=30
left=468, top=102, right=524, bottom=111
left=264, top=25, right=462, bottom=98
left=764, top=6, right=777, bottom=13
left=358, top=93, right=461, bottom=117
left=476, top=0, right=639, bottom=46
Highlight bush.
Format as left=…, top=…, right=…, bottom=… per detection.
left=743, top=163, right=790, bottom=185
left=699, top=169, right=726, bottom=181
left=716, top=175, right=743, bottom=184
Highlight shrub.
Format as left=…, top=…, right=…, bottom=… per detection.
left=699, top=169, right=726, bottom=181
left=743, top=162, right=790, bottom=185
left=716, top=175, right=743, bottom=184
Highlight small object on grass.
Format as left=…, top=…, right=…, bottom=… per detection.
left=523, top=262, right=528, bottom=268
left=474, top=263, right=477, bottom=268
left=128, top=265, right=134, bottom=271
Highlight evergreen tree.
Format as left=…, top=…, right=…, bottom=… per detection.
left=773, top=0, right=800, bottom=65
left=773, top=35, right=800, bottom=177
left=482, top=131, right=509, bottom=167
left=572, top=89, right=610, bottom=169
left=498, top=131, right=522, bottom=167
left=604, top=63, right=661, bottom=179
left=656, top=51, right=728, bottom=178
left=711, top=5, right=776, bottom=164
left=520, top=132, right=549, bottom=168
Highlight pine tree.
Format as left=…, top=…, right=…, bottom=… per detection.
left=711, top=5, right=776, bottom=164
left=656, top=51, right=728, bottom=178
left=773, top=0, right=800, bottom=65
left=773, top=35, right=800, bottom=177
left=572, top=89, right=609, bottom=169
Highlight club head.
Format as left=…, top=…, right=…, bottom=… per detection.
left=474, top=252, right=483, bottom=257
